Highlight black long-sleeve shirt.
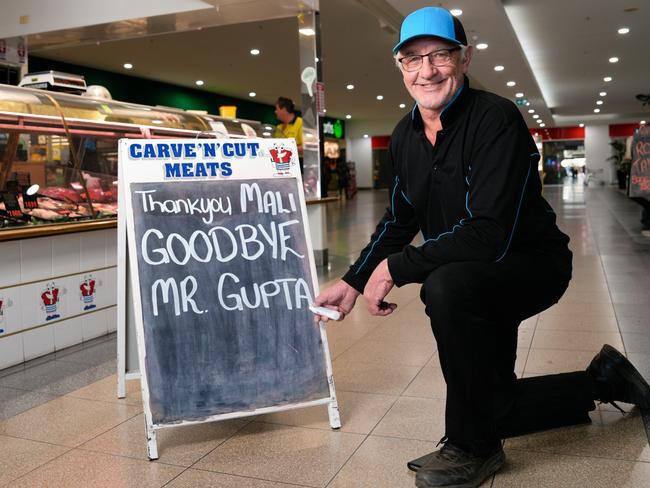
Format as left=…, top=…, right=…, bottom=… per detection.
left=342, top=76, right=570, bottom=293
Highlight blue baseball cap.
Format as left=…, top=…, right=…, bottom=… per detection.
left=393, top=7, right=467, bottom=54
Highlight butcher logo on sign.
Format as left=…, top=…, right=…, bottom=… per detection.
left=269, top=142, right=294, bottom=175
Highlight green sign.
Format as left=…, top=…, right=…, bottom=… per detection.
left=322, top=117, right=345, bottom=139
left=515, top=99, right=529, bottom=106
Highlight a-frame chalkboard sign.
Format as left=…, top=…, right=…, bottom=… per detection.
left=118, top=138, right=340, bottom=459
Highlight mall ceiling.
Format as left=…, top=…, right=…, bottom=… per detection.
left=26, top=0, right=650, bottom=134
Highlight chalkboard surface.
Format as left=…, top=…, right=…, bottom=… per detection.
left=130, top=178, right=329, bottom=424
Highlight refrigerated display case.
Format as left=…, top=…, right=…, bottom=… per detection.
left=0, top=83, right=265, bottom=239
left=0, top=83, right=267, bottom=369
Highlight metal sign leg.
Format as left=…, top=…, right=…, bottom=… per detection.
left=146, top=422, right=159, bottom=460
left=328, top=397, right=341, bottom=429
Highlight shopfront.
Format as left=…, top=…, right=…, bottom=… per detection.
left=0, top=83, right=266, bottom=368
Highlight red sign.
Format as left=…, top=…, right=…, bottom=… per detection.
left=609, top=123, right=644, bottom=138
left=529, top=127, right=584, bottom=140
left=371, top=136, right=390, bottom=149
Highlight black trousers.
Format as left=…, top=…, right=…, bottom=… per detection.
left=420, top=247, right=597, bottom=448
left=629, top=197, right=650, bottom=229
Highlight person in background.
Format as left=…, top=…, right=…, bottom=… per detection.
left=313, top=6, right=650, bottom=488
left=274, top=97, right=304, bottom=172
left=336, top=158, right=350, bottom=199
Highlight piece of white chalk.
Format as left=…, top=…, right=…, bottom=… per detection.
left=309, top=305, right=342, bottom=321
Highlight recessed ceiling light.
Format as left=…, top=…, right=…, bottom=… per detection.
left=507, top=81, right=516, bottom=87
left=376, top=95, right=384, bottom=100
left=594, top=108, right=600, bottom=113
left=250, top=48, right=260, bottom=55
left=603, top=76, right=612, bottom=82
left=515, top=92, right=524, bottom=98
left=363, top=134, right=369, bottom=138
left=195, top=80, right=204, bottom=86
left=248, top=91, right=256, bottom=97
left=450, top=8, right=463, bottom=16
left=528, top=109, right=535, bottom=113
left=532, top=114, right=539, bottom=119
left=618, top=27, right=630, bottom=34
left=579, top=123, right=585, bottom=127
left=265, top=125, right=273, bottom=130
left=494, top=65, right=504, bottom=71
left=476, top=43, right=488, bottom=50
left=123, top=63, right=133, bottom=69
left=599, top=91, right=607, bottom=96
left=315, top=57, right=319, bottom=62
left=540, top=123, right=546, bottom=127
left=399, top=103, right=406, bottom=108
left=596, top=100, right=603, bottom=105
left=346, top=84, right=354, bottom=90
left=537, top=120, right=543, bottom=124
left=346, top=114, right=352, bottom=119
left=152, top=120, right=163, bottom=124
left=641, top=120, right=647, bottom=125
left=262, top=131, right=271, bottom=136
left=609, top=57, right=619, bottom=63
left=323, top=109, right=326, bottom=113
left=299, top=28, right=316, bottom=36
left=526, top=102, right=531, bottom=106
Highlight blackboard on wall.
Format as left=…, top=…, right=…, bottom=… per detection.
left=119, top=138, right=339, bottom=458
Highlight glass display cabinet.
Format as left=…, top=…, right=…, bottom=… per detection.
left=0, top=83, right=264, bottom=239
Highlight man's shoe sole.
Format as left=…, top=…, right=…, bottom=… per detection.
left=414, top=449, right=505, bottom=488
left=600, top=344, right=650, bottom=408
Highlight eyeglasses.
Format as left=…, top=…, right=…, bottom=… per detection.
left=397, top=47, right=461, bottom=72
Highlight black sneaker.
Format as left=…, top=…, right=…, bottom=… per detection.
left=587, top=344, right=650, bottom=409
left=415, top=441, right=505, bottom=488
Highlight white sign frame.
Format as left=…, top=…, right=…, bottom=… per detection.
left=117, top=137, right=340, bottom=459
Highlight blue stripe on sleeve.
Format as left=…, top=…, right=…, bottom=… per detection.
left=354, top=178, right=400, bottom=275
left=401, top=190, right=413, bottom=206
left=419, top=188, right=473, bottom=246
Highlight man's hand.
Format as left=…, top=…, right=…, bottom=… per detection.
left=313, top=280, right=360, bottom=323
left=363, top=259, right=397, bottom=316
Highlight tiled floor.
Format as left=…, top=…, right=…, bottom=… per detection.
left=1, top=182, right=650, bottom=487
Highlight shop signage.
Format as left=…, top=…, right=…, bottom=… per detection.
left=322, top=117, right=344, bottom=139
left=118, top=138, right=340, bottom=459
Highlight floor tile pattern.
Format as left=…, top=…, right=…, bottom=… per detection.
left=1, top=183, right=649, bottom=487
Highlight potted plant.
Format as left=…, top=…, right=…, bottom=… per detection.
left=607, top=140, right=629, bottom=189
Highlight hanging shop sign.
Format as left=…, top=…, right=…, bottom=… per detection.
left=322, top=117, right=344, bottom=139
